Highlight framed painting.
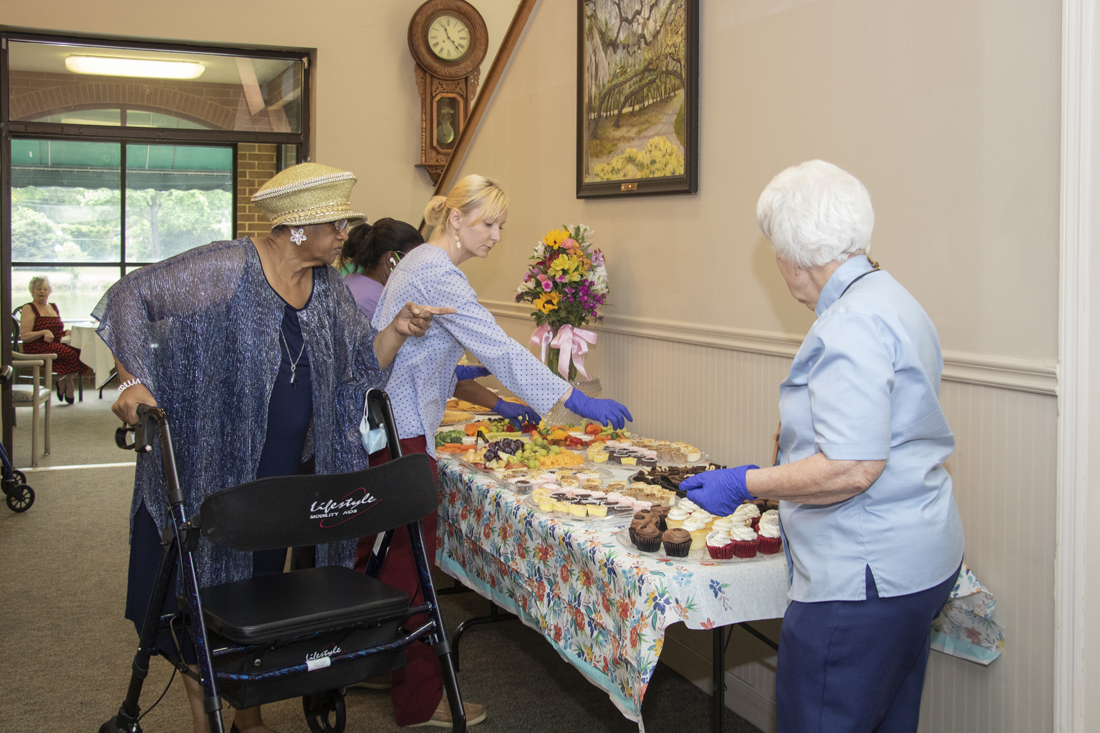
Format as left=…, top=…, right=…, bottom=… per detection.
left=577, top=0, right=699, bottom=198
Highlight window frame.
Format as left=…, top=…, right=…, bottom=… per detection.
left=1, top=30, right=313, bottom=453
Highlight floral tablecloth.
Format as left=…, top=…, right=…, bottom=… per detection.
left=435, top=456, right=790, bottom=729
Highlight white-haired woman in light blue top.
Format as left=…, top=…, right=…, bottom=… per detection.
left=683, top=160, right=964, bottom=732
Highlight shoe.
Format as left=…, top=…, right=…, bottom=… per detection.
left=405, top=698, right=486, bottom=728
left=350, top=672, right=392, bottom=690
left=65, top=392, right=74, bottom=404
left=56, top=382, right=63, bottom=402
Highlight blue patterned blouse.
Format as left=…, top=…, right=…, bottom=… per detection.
left=94, top=237, right=391, bottom=588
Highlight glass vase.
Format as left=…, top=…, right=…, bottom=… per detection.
left=543, top=377, right=602, bottom=427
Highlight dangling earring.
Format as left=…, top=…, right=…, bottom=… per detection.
left=454, top=232, right=462, bottom=250
left=290, top=228, right=307, bottom=246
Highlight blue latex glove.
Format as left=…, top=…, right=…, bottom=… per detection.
left=493, top=398, right=541, bottom=429
left=564, top=389, right=633, bottom=430
left=681, top=465, right=760, bottom=516
left=455, top=365, right=491, bottom=381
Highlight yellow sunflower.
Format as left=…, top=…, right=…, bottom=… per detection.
left=542, top=228, right=570, bottom=250
left=534, top=291, right=561, bottom=314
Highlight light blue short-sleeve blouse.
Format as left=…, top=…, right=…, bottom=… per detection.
left=778, top=255, right=965, bottom=602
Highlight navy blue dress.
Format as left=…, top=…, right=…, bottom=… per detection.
left=125, top=303, right=313, bottom=661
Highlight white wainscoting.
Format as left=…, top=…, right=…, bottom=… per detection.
left=486, top=301, right=1058, bottom=733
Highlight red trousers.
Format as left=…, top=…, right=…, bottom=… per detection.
left=354, top=435, right=442, bottom=726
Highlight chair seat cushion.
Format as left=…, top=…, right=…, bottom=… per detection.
left=11, top=387, right=38, bottom=403
left=200, top=565, right=409, bottom=645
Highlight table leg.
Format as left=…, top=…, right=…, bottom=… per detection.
left=713, top=627, right=725, bottom=733
left=449, top=599, right=517, bottom=673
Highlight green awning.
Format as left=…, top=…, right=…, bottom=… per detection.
left=10, top=139, right=232, bottom=191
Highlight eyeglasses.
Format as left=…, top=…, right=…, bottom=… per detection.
left=331, top=219, right=349, bottom=233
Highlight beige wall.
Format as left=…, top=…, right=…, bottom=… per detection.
left=1, top=0, right=521, bottom=226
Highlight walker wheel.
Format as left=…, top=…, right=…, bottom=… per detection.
left=303, top=690, right=346, bottom=733
left=6, top=484, right=34, bottom=513
left=12, top=469, right=25, bottom=484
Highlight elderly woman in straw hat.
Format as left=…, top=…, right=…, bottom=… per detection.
left=95, top=163, right=452, bottom=733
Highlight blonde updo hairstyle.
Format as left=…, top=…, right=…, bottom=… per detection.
left=424, top=174, right=509, bottom=236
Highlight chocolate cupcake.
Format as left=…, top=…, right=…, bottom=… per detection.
left=633, top=523, right=662, bottom=553
left=662, top=528, right=692, bottom=557
left=640, top=457, right=658, bottom=469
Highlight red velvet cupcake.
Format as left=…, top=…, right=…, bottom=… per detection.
left=729, top=525, right=759, bottom=559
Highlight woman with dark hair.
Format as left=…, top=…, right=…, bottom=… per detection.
left=341, top=218, right=425, bottom=320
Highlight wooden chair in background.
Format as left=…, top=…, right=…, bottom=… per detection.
left=10, top=352, right=54, bottom=467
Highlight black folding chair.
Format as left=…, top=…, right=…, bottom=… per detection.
left=101, top=389, right=465, bottom=733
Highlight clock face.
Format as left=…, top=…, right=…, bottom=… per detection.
left=428, top=14, right=471, bottom=61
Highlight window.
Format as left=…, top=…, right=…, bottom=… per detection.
left=10, top=140, right=233, bottom=320
left=2, top=31, right=311, bottom=447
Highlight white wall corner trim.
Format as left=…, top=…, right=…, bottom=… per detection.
left=1057, top=0, right=1092, bottom=730
left=482, top=300, right=1059, bottom=395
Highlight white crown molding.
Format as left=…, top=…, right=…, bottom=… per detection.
left=483, top=299, right=1059, bottom=396
left=1056, top=0, right=1092, bottom=729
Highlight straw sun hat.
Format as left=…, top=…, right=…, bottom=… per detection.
left=252, top=162, right=366, bottom=229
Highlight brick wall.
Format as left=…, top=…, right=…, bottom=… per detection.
left=9, top=70, right=294, bottom=132
left=236, top=144, right=279, bottom=239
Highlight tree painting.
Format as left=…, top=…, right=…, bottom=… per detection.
left=580, top=0, right=694, bottom=191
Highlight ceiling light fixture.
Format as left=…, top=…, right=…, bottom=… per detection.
left=65, top=56, right=205, bottom=80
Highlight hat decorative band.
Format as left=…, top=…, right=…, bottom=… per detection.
left=252, top=163, right=365, bottom=229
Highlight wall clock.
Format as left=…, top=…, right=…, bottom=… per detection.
left=409, top=0, right=489, bottom=183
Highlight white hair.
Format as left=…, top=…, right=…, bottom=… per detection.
left=756, top=160, right=874, bottom=269
left=27, top=276, right=51, bottom=295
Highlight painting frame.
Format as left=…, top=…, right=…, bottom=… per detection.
left=576, top=0, right=699, bottom=198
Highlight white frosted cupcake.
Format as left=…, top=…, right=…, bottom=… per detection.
left=682, top=516, right=709, bottom=551
left=665, top=506, right=690, bottom=529
left=676, top=498, right=700, bottom=514
left=758, top=523, right=782, bottom=554
left=706, top=529, right=734, bottom=559
left=711, top=516, right=734, bottom=534
left=729, top=524, right=760, bottom=558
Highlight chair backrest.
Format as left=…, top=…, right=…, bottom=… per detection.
left=199, top=453, right=438, bottom=551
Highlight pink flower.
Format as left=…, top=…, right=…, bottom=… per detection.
left=562, top=238, right=578, bottom=250
left=541, top=280, right=553, bottom=292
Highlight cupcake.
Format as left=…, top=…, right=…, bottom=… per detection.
left=706, top=530, right=734, bottom=560
left=682, top=516, right=709, bottom=551
left=757, top=523, right=782, bottom=554
left=665, top=506, right=690, bottom=529
left=512, top=480, right=532, bottom=494
left=676, top=497, right=700, bottom=514
left=759, top=509, right=780, bottom=529
left=662, top=528, right=692, bottom=558
left=731, top=503, right=760, bottom=529
left=711, top=516, right=734, bottom=534
left=729, top=524, right=760, bottom=559
left=633, top=523, right=662, bottom=553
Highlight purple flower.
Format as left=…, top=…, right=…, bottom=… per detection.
left=541, top=280, right=553, bottom=292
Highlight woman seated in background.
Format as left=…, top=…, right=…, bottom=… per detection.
left=357, top=173, right=633, bottom=728
left=19, top=275, right=89, bottom=404
left=341, top=216, right=534, bottom=426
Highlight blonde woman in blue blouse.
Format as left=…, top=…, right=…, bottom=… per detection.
left=362, top=174, right=632, bottom=728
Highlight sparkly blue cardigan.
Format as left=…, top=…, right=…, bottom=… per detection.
left=94, top=238, right=390, bottom=587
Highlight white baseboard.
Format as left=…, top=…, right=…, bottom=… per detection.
left=659, top=631, right=778, bottom=733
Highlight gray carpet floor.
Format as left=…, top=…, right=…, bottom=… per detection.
left=1, top=394, right=764, bottom=732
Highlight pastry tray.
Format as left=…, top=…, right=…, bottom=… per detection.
left=521, top=494, right=633, bottom=526
left=612, top=527, right=782, bottom=564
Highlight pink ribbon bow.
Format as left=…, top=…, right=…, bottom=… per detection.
left=530, top=324, right=553, bottom=364
left=549, top=324, right=598, bottom=381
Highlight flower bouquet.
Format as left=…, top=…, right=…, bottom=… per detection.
left=515, top=224, right=608, bottom=382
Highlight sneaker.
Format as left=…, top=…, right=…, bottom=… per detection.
left=405, top=698, right=486, bottom=728
left=349, top=672, right=392, bottom=690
